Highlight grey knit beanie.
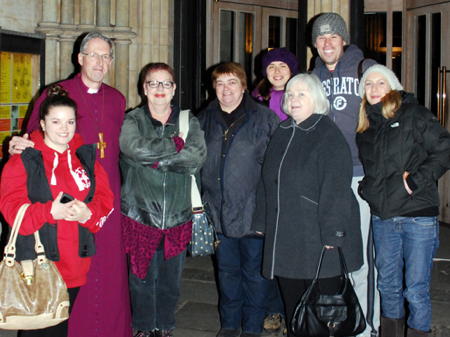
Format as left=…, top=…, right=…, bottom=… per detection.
left=359, top=64, right=403, bottom=98
left=312, top=13, right=350, bottom=44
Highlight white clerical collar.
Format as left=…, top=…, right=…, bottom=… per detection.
left=87, top=87, right=99, bottom=94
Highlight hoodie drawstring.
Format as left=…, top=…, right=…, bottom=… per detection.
left=67, top=149, right=86, bottom=191
left=50, top=152, right=59, bottom=186
left=50, top=149, right=87, bottom=192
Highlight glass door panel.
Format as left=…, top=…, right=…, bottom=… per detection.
left=286, top=17, right=298, bottom=54
left=238, top=12, right=254, bottom=81
left=261, top=8, right=298, bottom=51
left=268, top=16, right=281, bottom=48
left=404, top=1, right=450, bottom=222
left=220, top=10, right=235, bottom=62
left=212, top=2, right=261, bottom=83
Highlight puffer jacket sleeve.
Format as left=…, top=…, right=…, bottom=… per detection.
left=158, top=114, right=207, bottom=174
left=119, top=108, right=179, bottom=166
left=79, top=161, right=114, bottom=233
left=407, top=106, right=450, bottom=189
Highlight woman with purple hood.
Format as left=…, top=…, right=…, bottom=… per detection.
left=252, top=48, right=299, bottom=122
left=252, top=47, right=298, bottom=334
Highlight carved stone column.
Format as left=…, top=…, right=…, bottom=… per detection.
left=61, top=0, right=74, bottom=25
left=79, top=0, right=95, bottom=29
left=114, top=39, right=131, bottom=98
left=140, top=0, right=152, bottom=64
left=44, top=36, right=59, bottom=84
left=59, top=1, right=76, bottom=79
left=97, top=0, right=111, bottom=27
left=37, top=0, right=59, bottom=85
left=59, top=36, right=76, bottom=79
left=116, top=0, right=129, bottom=27
left=41, top=0, right=58, bottom=24
left=114, top=0, right=133, bottom=101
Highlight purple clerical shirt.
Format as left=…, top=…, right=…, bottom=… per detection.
left=27, top=74, right=132, bottom=337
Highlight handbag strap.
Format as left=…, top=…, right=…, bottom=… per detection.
left=4, top=204, right=30, bottom=266
left=313, top=246, right=349, bottom=281
left=3, top=204, right=48, bottom=267
left=34, top=227, right=47, bottom=265
left=177, top=109, right=204, bottom=211
left=178, top=109, right=190, bottom=142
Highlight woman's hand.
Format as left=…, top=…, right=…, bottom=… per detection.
left=9, top=134, right=34, bottom=155
left=51, top=191, right=76, bottom=220
left=403, top=171, right=413, bottom=195
left=324, top=245, right=334, bottom=250
left=51, top=192, right=92, bottom=223
left=65, top=200, right=92, bottom=223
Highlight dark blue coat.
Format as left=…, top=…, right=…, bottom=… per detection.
left=198, top=94, right=279, bottom=238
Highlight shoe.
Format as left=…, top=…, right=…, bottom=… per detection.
left=263, top=313, right=283, bottom=332
left=152, top=330, right=162, bottom=337
left=380, top=316, right=405, bottom=337
left=133, top=331, right=152, bottom=337
left=407, top=327, right=429, bottom=337
left=216, top=328, right=241, bottom=337
left=161, top=330, right=173, bottom=337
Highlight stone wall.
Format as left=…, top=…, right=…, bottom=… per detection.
left=0, top=0, right=174, bottom=109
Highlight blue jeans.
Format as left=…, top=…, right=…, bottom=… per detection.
left=372, top=215, right=439, bottom=332
left=215, top=234, right=270, bottom=334
left=265, top=278, right=285, bottom=317
left=129, top=249, right=186, bottom=331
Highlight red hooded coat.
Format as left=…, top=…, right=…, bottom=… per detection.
left=0, top=130, right=114, bottom=287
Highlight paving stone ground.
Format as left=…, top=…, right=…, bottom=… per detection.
left=1, top=224, right=449, bottom=337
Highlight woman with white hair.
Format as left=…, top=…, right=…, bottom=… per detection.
left=253, top=73, right=363, bottom=337
left=356, top=64, right=450, bottom=337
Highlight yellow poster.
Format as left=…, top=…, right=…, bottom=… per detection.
left=12, top=53, right=32, bottom=103
left=0, top=131, right=10, bottom=144
left=0, top=52, right=12, bottom=104
left=19, top=105, right=28, bottom=118
left=0, top=105, right=10, bottom=119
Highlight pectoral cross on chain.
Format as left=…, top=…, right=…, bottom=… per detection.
left=97, top=132, right=107, bottom=158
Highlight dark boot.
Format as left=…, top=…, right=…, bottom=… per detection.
left=380, top=316, right=405, bottom=337
left=406, top=327, right=429, bottom=337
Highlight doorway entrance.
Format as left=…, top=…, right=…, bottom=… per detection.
left=404, top=0, right=450, bottom=222
left=207, top=1, right=298, bottom=87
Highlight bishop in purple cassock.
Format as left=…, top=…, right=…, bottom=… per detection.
left=26, top=73, right=131, bottom=337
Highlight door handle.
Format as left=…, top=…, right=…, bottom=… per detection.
left=437, top=66, right=448, bottom=128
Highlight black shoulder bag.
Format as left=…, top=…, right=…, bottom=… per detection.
left=291, top=247, right=366, bottom=337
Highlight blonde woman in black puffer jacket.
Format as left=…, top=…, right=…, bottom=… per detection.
left=356, top=64, right=450, bottom=337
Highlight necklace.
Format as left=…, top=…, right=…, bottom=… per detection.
left=77, top=80, right=107, bottom=158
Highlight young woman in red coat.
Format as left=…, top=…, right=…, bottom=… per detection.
left=0, top=85, right=114, bottom=337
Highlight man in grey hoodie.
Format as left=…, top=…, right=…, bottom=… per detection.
left=311, top=12, right=380, bottom=337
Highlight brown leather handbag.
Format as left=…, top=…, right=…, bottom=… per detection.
left=0, top=204, right=70, bottom=330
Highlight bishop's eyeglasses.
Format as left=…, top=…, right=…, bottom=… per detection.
left=81, top=52, right=113, bottom=62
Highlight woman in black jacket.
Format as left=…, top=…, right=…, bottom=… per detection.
left=356, top=64, right=450, bottom=337
left=253, top=73, right=363, bottom=337
left=199, top=62, right=279, bottom=337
